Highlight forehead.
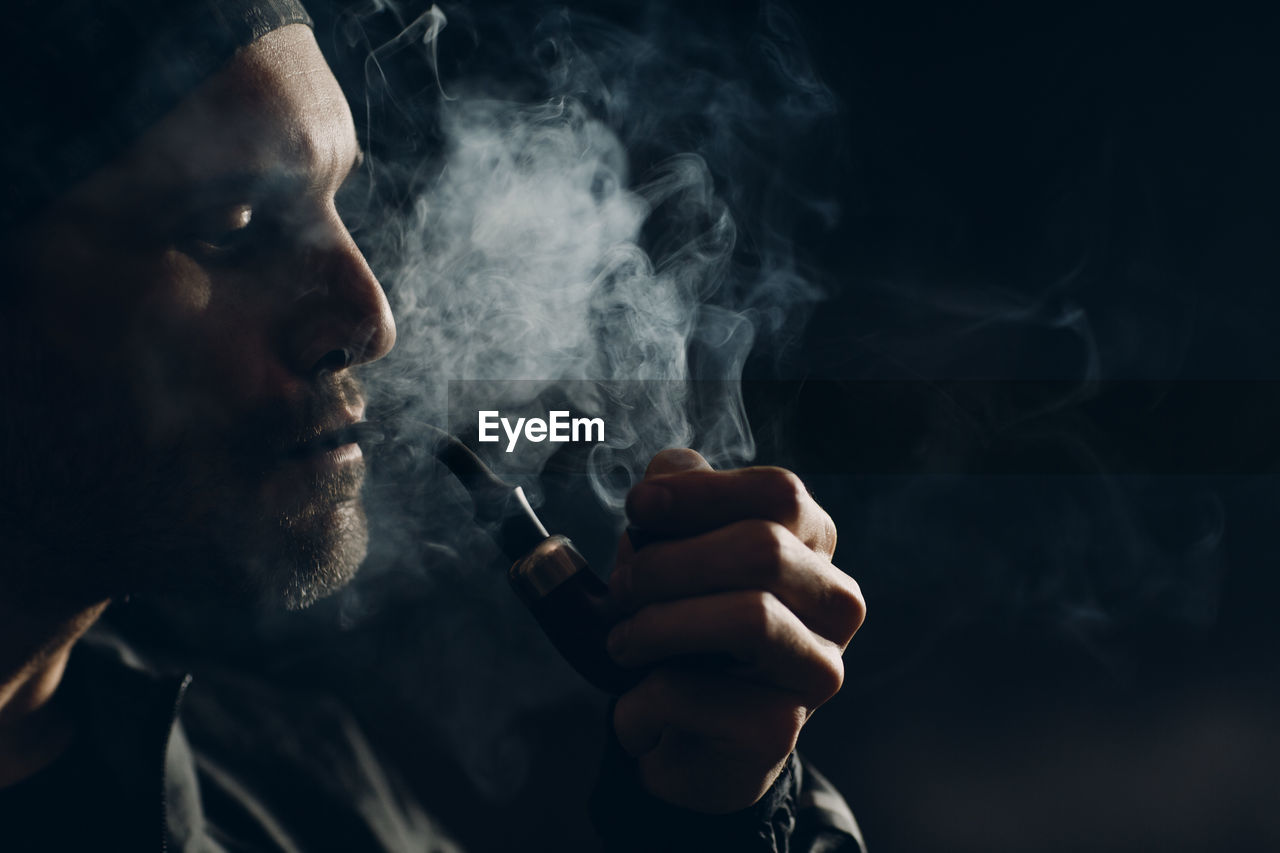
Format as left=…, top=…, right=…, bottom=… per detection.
left=79, top=24, right=356, bottom=203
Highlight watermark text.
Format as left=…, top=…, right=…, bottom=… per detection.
left=478, top=410, right=605, bottom=452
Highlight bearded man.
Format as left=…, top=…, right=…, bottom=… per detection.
left=0, top=1, right=866, bottom=849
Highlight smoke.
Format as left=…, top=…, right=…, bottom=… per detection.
left=294, top=0, right=841, bottom=804
left=329, top=0, right=835, bottom=512
left=380, top=98, right=723, bottom=501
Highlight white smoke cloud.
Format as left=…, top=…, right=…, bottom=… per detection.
left=357, top=3, right=828, bottom=510
left=326, top=2, right=838, bottom=798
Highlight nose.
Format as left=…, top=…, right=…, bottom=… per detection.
left=288, top=215, right=396, bottom=377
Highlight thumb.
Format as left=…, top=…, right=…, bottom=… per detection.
left=611, top=448, right=711, bottom=589
left=643, top=448, right=713, bottom=479
left=623, top=449, right=713, bottom=547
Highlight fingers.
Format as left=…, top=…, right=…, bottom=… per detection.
left=626, top=465, right=837, bottom=556
left=613, top=520, right=865, bottom=646
left=614, top=668, right=802, bottom=813
left=607, top=590, right=846, bottom=701
left=613, top=668, right=803, bottom=758
left=606, top=451, right=860, bottom=814
left=618, top=448, right=714, bottom=558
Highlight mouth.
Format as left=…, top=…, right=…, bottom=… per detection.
left=292, top=420, right=386, bottom=459
left=269, top=420, right=384, bottom=493
left=253, top=421, right=379, bottom=516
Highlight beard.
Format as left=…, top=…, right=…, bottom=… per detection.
left=0, top=338, right=372, bottom=612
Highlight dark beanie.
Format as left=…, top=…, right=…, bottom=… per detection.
left=1, top=0, right=314, bottom=231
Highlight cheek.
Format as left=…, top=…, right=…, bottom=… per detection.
left=28, top=231, right=290, bottom=446
left=123, top=254, right=282, bottom=441
left=34, top=240, right=218, bottom=365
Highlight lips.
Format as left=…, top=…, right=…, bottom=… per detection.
left=293, top=420, right=385, bottom=459
left=262, top=419, right=376, bottom=510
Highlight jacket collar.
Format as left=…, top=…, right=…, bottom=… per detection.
left=69, top=627, right=200, bottom=851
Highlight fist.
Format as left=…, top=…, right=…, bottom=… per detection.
left=607, top=449, right=865, bottom=813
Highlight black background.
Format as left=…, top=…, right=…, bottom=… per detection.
left=113, top=4, right=1280, bottom=851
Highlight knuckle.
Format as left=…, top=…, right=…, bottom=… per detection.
left=851, top=578, right=867, bottom=627
left=829, top=573, right=867, bottom=639
left=818, top=509, right=838, bottom=557
left=737, top=590, right=782, bottom=644
left=747, top=521, right=794, bottom=581
left=813, top=649, right=845, bottom=701
left=759, top=467, right=809, bottom=522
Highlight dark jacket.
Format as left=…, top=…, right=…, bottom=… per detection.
left=0, top=629, right=864, bottom=852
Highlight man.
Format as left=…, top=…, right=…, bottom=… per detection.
left=0, top=1, right=866, bottom=849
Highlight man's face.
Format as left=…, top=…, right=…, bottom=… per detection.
left=2, top=25, right=396, bottom=609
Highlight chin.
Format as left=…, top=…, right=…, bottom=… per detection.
left=138, top=494, right=373, bottom=613
left=206, top=458, right=374, bottom=611
left=253, top=499, right=371, bottom=611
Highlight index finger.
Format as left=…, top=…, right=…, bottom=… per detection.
left=626, top=466, right=837, bottom=556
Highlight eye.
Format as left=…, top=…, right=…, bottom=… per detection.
left=183, top=204, right=259, bottom=260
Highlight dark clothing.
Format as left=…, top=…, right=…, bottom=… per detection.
left=0, top=629, right=864, bottom=852
left=592, top=732, right=864, bottom=853
left=0, top=730, right=144, bottom=849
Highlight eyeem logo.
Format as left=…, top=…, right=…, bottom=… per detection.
left=478, top=410, right=606, bottom=453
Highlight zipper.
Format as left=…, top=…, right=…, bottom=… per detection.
left=159, top=674, right=194, bottom=852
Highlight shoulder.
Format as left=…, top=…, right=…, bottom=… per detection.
left=80, top=626, right=463, bottom=853
left=180, top=664, right=464, bottom=853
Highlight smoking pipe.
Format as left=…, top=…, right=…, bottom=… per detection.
left=426, top=427, right=643, bottom=694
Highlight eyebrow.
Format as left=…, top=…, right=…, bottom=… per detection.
left=166, top=146, right=367, bottom=212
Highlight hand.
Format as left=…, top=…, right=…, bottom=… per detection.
left=606, top=449, right=865, bottom=814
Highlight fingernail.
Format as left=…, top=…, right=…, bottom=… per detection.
left=607, top=621, right=629, bottom=663
left=626, top=482, right=671, bottom=523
